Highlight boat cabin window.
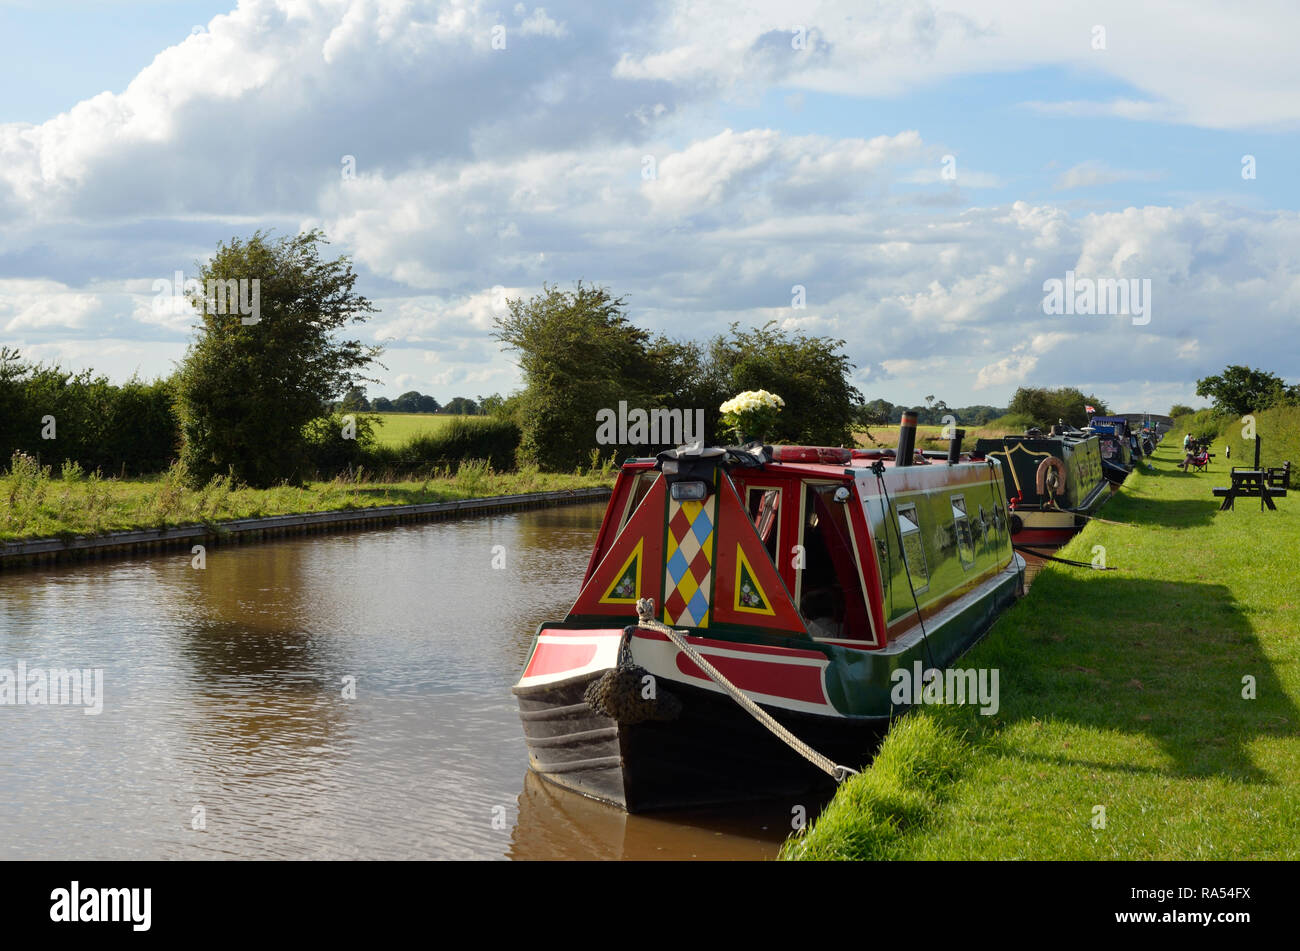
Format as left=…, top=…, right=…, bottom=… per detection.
left=951, top=495, right=976, bottom=569
left=619, top=471, right=658, bottom=530
left=797, top=484, right=870, bottom=638
left=746, top=487, right=781, bottom=564
left=896, top=503, right=930, bottom=593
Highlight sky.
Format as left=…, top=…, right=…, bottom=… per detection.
left=2, top=0, right=1299, bottom=414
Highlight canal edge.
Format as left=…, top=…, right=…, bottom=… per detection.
left=0, top=486, right=613, bottom=572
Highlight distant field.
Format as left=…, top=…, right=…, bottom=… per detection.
left=369, top=413, right=466, bottom=447
left=854, top=422, right=1015, bottom=451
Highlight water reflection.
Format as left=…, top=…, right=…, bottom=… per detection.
left=509, top=771, right=825, bottom=861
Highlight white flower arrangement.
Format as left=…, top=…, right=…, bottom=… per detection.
left=719, top=389, right=785, bottom=443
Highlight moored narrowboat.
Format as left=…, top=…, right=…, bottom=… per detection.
left=971, top=429, right=1109, bottom=546
left=1088, top=429, right=1132, bottom=485
left=513, top=416, right=1025, bottom=812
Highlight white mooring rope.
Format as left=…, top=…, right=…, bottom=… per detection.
left=634, top=598, right=858, bottom=783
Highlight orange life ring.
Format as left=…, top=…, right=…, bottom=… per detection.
left=1035, top=456, right=1068, bottom=496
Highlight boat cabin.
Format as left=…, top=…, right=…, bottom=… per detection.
left=565, top=439, right=1016, bottom=654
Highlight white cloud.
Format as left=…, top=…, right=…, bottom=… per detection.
left=975, top=353, right=1038, bottom=390
left=1054, top=161, right=1163, bottom=191
left=3, top=0, right=1300, bottom=413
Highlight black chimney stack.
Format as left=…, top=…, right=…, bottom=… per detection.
left=896, top=411, right=918, bottom=466
left=948, top=428, right=965, bottom=464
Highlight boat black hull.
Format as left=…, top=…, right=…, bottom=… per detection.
left=1102, top=460, right=1130, bottom=486
left=513, top=673, right=887, bottom=812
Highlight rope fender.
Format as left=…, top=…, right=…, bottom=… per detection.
left=1036, top=456, right=1068, bottom=497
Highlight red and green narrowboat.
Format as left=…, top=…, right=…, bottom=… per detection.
left=512, top=416, right=1026, bottom=812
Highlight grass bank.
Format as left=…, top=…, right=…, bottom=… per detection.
left=1173, top=405, right=1299, bottom=487
left=1, top=456, right=614, bottom=544
left=783, top=440, right=1299, bottom=860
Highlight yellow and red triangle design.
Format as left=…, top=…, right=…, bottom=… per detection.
left=711, top=478, right=806, bottom=634
left=568, top=477, right=666, bottom=619
left=733, top=548, right=774, bottom=616
left=600, top=539, right=643, bottom=604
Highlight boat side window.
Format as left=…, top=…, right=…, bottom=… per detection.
left=746, top=487, right=781, bottom=564
left=619, top=471, right=658, bottom=530
left=951, top=495, right=975, bottom=569
left=896, top=503, right=930, bottom=593
left=797, top=484, right=870, bottom=638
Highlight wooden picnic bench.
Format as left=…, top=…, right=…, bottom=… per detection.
left=1213, top=435, right=1289, bottom=510
left=1213, top=469, right=1287, bottom=510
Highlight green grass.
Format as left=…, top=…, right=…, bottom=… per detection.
left=855, top=422, right=1015, bottom=452
left=0, top=457, right=613, bottom=543
left=1186, top=405, right=1300, bottom=487
left=369, top=412, right=465, bottom=448
left=783, top=437, right=1300, bottom=860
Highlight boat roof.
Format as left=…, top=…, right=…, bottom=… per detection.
left=620, top=452, right=995, bottom=481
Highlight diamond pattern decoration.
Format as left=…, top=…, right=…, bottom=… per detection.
left=662, top=494, right=716, bottom=627
left=689, top=548, right=711, bottom=585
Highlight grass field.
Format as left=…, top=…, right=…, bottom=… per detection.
left=0, top=457, right=613, bottom=544
left=369, top=412, right=465, bottom=447
left=783, top=435, right=1300, bottom=860
left=855, top=422, right=1015, bottom=452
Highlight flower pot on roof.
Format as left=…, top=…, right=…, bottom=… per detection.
left=719, top=390, right=785, bottom=446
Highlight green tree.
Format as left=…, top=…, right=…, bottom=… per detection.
left=495, top=287, right=864, bottom=468
left=175, top=230, right=380, bottom=487
left=392, top=391, right=439, bottom=413
left=1168, top=403, right=1196, bottom=418
left=442, top=396, right=480, bottom=415
left=1008, top=386, right=1110, bottom=429
left=495, top=282, right=657, bottom=470
left=341, top=385, right=371, bottom=412
left=706, top=322, right=863, bottom=446
left=1195, top=365, right=1288, bottom=417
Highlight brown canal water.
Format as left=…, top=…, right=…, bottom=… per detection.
left=0, top=502, right=807, bottom=860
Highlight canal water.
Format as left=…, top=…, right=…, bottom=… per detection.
left=0, top=503, right=805, bottom=860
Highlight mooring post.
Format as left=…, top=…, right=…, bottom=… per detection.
left=1255, top=435, right=1262, bottom=470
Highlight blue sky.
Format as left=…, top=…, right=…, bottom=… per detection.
left=0, top=2, right=232, bottom=121
left=2, top=0, right=1299, bottom=414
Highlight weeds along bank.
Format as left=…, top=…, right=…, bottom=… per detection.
left=783, top=441, right=1299, bottom=860
left=0, top=452, right=615, bottom=544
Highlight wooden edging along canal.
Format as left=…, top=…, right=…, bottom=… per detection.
left=0, top=486, right=613, bottom=571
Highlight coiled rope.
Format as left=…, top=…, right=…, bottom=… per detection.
left=632, top=598, right=858, bottom=783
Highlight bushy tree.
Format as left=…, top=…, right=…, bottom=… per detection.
left=1168, top=403, right=1196, bottom=418
left=340, top=385, right=371, bottom=412
left=495, top=286, right=864, bottom=469
left=442, top=396, right=480, bottom=415
left=1008, top=386, right=1110, bottom=428
left=495, top=283, right=657, bottom=470
left=1195, top=365, right=1291, bottom=417
left=175, top=230, right=380, bottom=487
left=392, top=391, right=440, bottom=413
left=707, top=322, right=862, bottom=446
